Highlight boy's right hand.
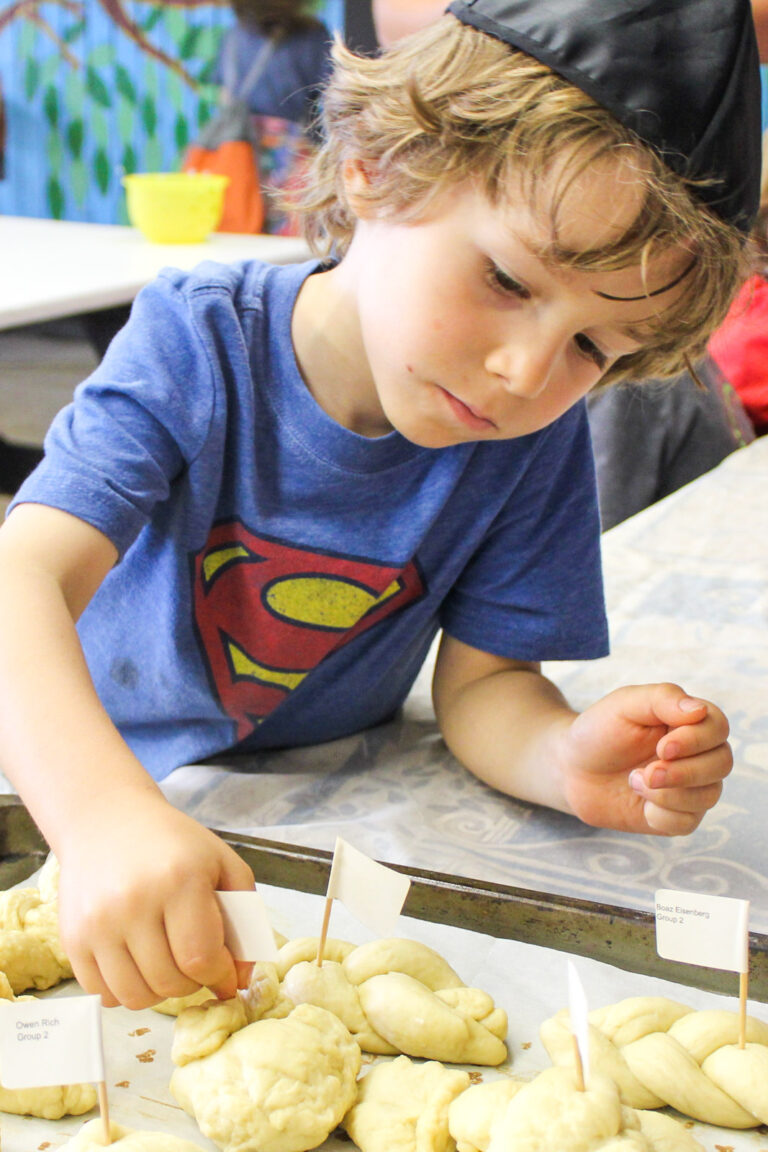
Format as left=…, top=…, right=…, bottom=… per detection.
left=54, top=788, right=255, bottom=1010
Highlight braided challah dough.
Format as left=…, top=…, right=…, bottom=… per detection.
left=448, top=1066, right=705, bottom=1152
left=343, top=1054, right=471, bottom=1152
left=541, top=995, right=768, bottom=1128
left=0, top=855, right=72, bottom=993
left=242, top=935, right=508, bottom=1065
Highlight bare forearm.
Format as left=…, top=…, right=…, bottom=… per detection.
left=0, top=561, right=162, bottom=855
left=434, top=633, right=732, bottom=836
left=435, top=661, right=577, bottom=812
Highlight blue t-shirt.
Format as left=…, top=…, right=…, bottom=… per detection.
left=13, top=259, right=608, bottom=780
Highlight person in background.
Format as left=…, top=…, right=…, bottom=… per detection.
left=218, top=0, right=331, bottom=128
left=0, top=0, right=756, bottom=1011
left=216, top=0, right=333, bottom=234
left=709, top=271, right=768, bottom=437
left=707, top=146, right=768, bottom=436
left=81, top=0, right=333, bottom=364
left=586, top=359, right=755, bottom=530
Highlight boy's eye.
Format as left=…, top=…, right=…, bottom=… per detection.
left=488, top=263, right=529, bottom=299
left=574, top=332, right=608, bottom=371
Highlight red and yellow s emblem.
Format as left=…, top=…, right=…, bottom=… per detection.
left=193, top=520, right=424, bottom=739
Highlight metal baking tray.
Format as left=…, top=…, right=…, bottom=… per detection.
left=2, top=793, right=766, bottom=1001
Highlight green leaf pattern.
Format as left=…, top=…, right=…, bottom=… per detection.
left=43, top=85, right=59, bottom=129
left=1, top=1, right=335, bottom=222
left=24, top=57, right=40, bottom=102
left=66, top=119, right=84, bottom=160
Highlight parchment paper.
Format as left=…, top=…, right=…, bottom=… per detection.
left=3, top=881, right=768, bottom=1152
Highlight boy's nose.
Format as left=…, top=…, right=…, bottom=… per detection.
left=484, top=336, right=559, bottom=399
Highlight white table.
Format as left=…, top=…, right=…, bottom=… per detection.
left=2, top=215, right=310, bottom=329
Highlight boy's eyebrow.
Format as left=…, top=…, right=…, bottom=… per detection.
left=513, top=229, right=696, bottom=303
left=593, top=259, right=697, bottom=302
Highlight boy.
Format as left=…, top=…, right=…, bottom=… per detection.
left=0, top=0, right=759, bottom=1010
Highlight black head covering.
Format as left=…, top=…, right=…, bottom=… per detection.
left=447, top=0, right=762, bottom=232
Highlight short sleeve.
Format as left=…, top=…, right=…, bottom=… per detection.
left=10, top=270, right=217, bottom=558
left=440, top=403, right=608, bottom=661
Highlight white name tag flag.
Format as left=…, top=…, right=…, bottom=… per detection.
left=216, top=890, right=280, bottom=962
left=567, top=960, right=591, bottom=1086
left=0, top=994, right=105, bottom=1089
left=655, top=889, right=750, bottom=973
left=327, top=837, right=411, bottom=936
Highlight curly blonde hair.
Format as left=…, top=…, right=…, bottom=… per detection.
left=294, top=15, right=750, bottom=384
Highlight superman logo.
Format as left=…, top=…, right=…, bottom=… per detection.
left=192, top=520, right=425, bottom=739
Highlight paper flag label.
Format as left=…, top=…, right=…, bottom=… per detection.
left=326, top=836, right=411, bottom=936
left=216, top=890, right=280, bottom=962
left=655, top=889, right=749, bottom=973
left=567, top=960, right=591, bottom=1085
left=0, top=994, right=105, bottom=1088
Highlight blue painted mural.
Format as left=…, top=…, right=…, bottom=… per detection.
left=0, top=0, right=343, bottom=224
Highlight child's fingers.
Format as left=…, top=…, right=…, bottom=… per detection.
left=609, top=683, right=709, bottom=731
left=630, top=746, right=733, bottom=794
left=656, top=709, right=731, bottom=762
left=68, top=948, right=121, bottom=1008
left=95, top=944, right=168, bottom=1011
left=633, top=778, right=723, bottom=816
left=164, top=884, right=237, bottom=1001
left=124, top=916, right=202, bottom=1004
left=641, top=800, right=708, bottom=837
left=72, top=940, right=162, bottom=1010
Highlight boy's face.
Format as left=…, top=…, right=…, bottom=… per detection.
left=301, top=154, right=692, bottom=447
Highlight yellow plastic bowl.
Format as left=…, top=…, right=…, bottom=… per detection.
left=123, top=172, right=229, bottom=244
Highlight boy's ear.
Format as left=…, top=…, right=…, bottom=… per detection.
left=342, top=158, right=377, bottom=218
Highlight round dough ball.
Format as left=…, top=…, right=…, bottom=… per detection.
left=0, top=1079, right=96, bottom=1120
left=344, top=1054, right=470, bottom=1152
left=170, top=1002, right=361, bottom=1152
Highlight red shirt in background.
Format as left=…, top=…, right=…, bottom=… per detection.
left=709, top=273, right=768, bottom=434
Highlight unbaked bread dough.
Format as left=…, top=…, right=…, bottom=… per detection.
left=170, top=1001, right=361, bottom=1152
left=248, top=936, right=508, bottom=1065
left=541, top=995, right=768, bottom=1127
left=153, top=987, right=217, bottom=1017
left=153, top=929, right=289, bottom=1017
left=0, top=854, right=73, bottom=993
left=0, top=1080, right=97, bottom=1121
left=343, top=1054, right=470, bottom=1152
left=448, top=1066, right=705, bottom=1152
left=171, top=995, right=248, bottom=1066
left=59, top=1118, right=208, bottom=1149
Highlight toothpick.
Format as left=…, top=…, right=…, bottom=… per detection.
left=98, top=1080, right=111, bottom=1145
left=739, top=968, right=749, bottom=1049
left=316, top=895, right=333, bottom=968
left=571, top=1032, right=585, bottom=1092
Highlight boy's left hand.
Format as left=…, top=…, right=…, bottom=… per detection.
left=560, top=684, right=732, bottom=835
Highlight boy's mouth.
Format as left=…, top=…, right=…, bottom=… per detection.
left=437, top=386, right=497, bottom=431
